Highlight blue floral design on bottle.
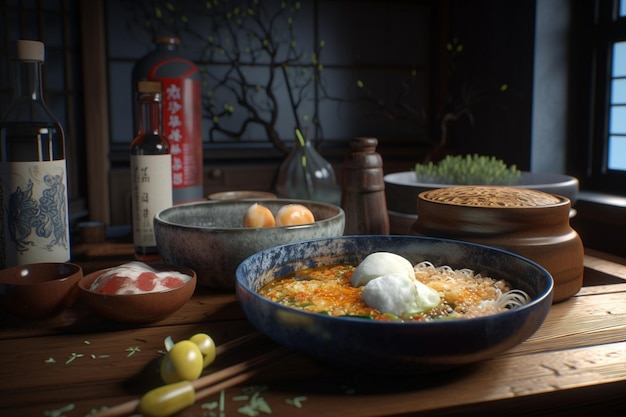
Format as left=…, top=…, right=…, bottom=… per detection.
left=7, top=174, right=68, bottom=254
left=40, top=173, right=68, bottom=250
left=8, top=180, right=38, bottom=252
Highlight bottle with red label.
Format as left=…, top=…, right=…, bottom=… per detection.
left=132, top=36, right=204, bottom=204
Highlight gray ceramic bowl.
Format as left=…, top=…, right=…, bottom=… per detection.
left=385, top=171, right=579, bottom=215
left=154, top=199, right=345, bottom=289
left=236, top=235, right=554, bottom=374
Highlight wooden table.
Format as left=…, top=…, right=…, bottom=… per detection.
left=1, top=247, right=626, bottom=417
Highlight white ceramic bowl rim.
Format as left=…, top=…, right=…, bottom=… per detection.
left=385, top=171, right=579, bottom=189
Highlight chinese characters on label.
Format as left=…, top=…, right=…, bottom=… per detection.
left=134, top=164, right=154, bottom=241
left=159, top=77, right=202, bottom=198
left=164, top=81, right=186, bottom=188
left=131, top=154, right=172, bottom=247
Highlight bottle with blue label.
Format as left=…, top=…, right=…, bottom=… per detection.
left=132, top=36, right=204, bottom=204
left=0, top=40, right=70, bottom=268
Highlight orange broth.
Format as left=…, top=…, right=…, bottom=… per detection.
left=258, top=263, right=516, bottom=322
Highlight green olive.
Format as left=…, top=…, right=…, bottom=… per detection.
left=137, top=381, right=195, bottom=417
left=189, top=333, right=217, bottom=368
left=160, top=340, right=203, bottom=384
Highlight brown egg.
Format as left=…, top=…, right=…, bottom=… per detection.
left=276, top=204, right=315, bottom=226
left=243, top=203, right=276, bottom=228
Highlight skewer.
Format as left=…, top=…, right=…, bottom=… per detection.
left=93, top=334, right=287, bottom=417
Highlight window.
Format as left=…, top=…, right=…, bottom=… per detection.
left=609, top=26, right=626, bottom=170
left=582, top=0, right=626, bottom=194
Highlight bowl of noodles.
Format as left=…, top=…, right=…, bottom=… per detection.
left=235, top=235, right=554, bottom=374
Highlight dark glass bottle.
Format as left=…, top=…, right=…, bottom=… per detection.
left=130, top=81, right=173, bottom=260
left=132, top=36, right=204, bottom=204
left=341, top=137, right=390, bottom=235
left=0, top=40, right=70, bottom=268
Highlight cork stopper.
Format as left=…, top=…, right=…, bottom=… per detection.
left=137, top=81, right=162, bottom=94
left=16, top=40, right=44, bottom=62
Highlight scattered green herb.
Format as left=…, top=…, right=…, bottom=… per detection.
left=85, top=406, right=109, bottom=417
left=125, top=346, right=141, bottom=357
left=233, top=395, right=250, bottom=401
left=164, top=335, right=175, bottom=351
left=235, top=390, right=272, bottom=416
left=250, top=392, right=271, bottom=413
left=43, top=402, right=74, bottom=417
left=44, top=357, right=56, bottom=364
left=65, top=353, right=84, bottom=364
left=237, top=404, right=260, bottom=416
left=285, top=396, right=307, bottom=408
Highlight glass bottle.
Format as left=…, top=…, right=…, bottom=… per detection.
left=132, top=36, right=204, bottom=204
left=0, top=40, right=70, bottom=268
left=130, top=81, right=173, bottom=260
left=275, top=128, right=341, bottom=205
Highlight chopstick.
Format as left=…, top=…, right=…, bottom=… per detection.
left=215, top=332, right=263, bottom=355
left=93, top=334, right=289, bottom=417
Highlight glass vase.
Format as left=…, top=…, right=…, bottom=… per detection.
left=275, top=129, right=341, bottom=205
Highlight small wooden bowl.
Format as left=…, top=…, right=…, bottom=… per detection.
left=78, top=265, right=197, bottom=324
left=0, top=263, right=83, bottom=319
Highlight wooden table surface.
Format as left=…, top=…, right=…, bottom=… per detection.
left=1, top=247, right=626, bottom=417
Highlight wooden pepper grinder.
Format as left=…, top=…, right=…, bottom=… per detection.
left=341, top=137, right=390, bottom=235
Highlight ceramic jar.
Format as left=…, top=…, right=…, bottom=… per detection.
left=410, top=186, right=584, bottom=303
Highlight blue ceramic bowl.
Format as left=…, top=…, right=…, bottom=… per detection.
left=235, top=235, right=554, bottom=374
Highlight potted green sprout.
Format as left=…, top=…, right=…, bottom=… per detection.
left=384, top=154, right=579, bottom=232
left=414, top=154, right=522, bottom=185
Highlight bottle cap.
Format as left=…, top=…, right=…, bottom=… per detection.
left=137, top=81, right=162, bottom=94
left=16, top=40, right=44, bottom=62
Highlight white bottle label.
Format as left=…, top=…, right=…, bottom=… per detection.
left=1, top=160, right=70, bottom=267
left=131, top=154, right=173, bottom=247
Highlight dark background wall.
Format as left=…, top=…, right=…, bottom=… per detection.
left=104, top=0, right=537, bottom=169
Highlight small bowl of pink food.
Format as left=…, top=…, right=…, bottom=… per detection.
left=78, top=261, right=196, bottom=324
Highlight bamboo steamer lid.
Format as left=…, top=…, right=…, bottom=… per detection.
left=410, top=186, right=584, bottom=303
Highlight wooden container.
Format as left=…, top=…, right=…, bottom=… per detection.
left=341, top=137, right=389, bottom=235
left=410, top=186, right=584, bottom=303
